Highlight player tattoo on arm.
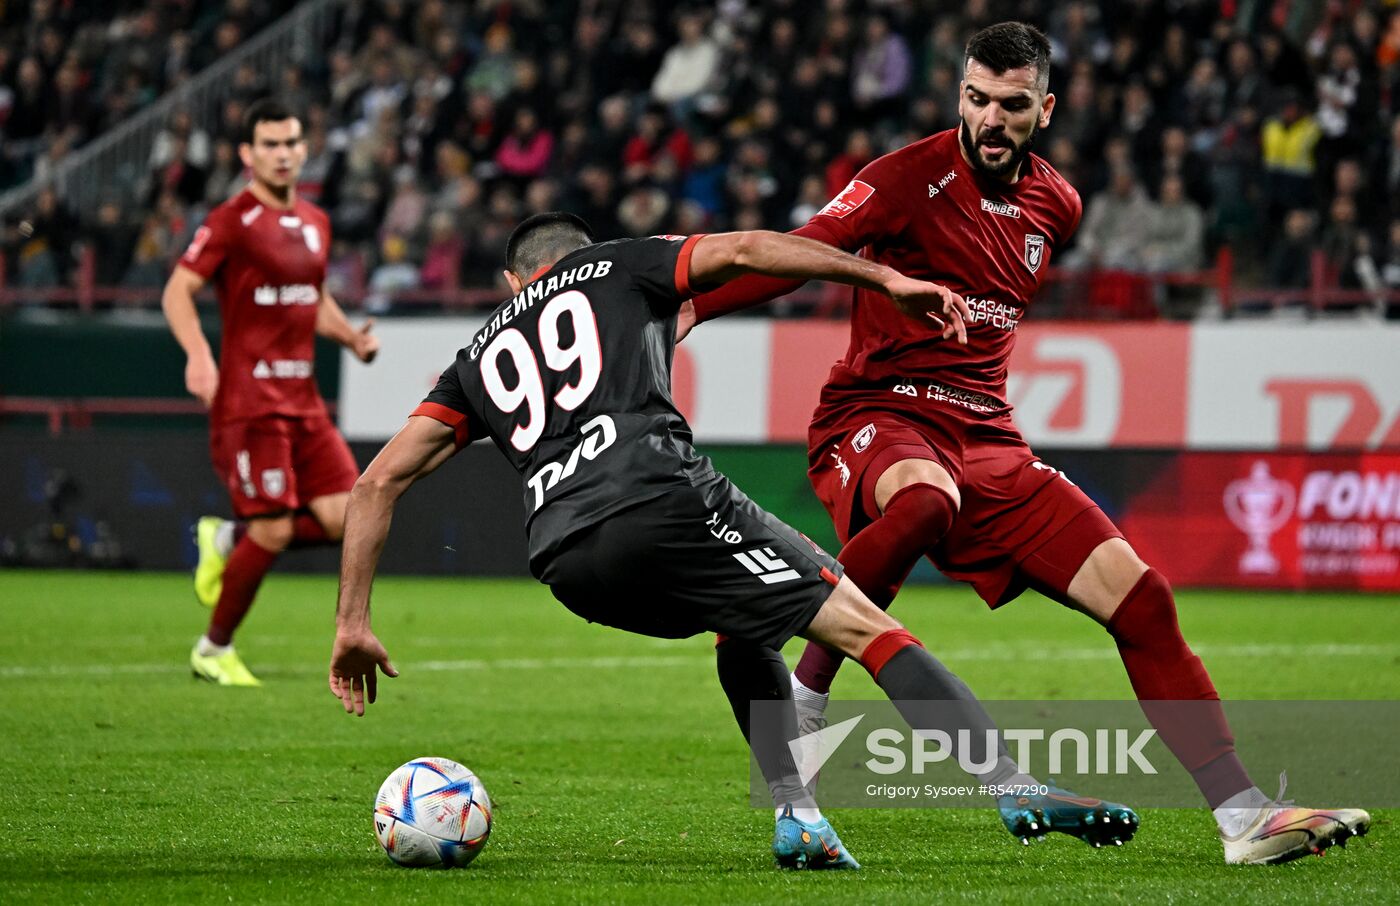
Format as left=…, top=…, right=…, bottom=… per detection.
left=330, top=416, right=457, bottom=715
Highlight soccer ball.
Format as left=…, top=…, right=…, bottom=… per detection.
left=373, top=757, right=492, bottom=868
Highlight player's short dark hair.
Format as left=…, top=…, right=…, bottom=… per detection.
left=241, top=98, right=301, bottom=144
left=506, top=212, right=594, bottom=276
left=965, top=22, right=1052, bottom=92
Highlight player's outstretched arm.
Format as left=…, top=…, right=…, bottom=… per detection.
left=316, top=286, right=379, bottom=363
left=688, top=231, right=971, bottom=344
left=161, top=264, right=219, bottom=407
left=331, top=415, right=458, bottom=715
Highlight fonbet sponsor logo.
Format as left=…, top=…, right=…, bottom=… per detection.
left=1224, top=460, right=1400, bottom=578
left=820, top=180, right=875, bottom=219
left=791, top=715, right=1157, bottom=785
left=525, top=414, right=616, bottom=511
left=980, top=198, right=1021, bottom=219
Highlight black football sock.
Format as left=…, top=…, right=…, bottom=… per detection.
left=715, top=637, right=816, bottom=811
left=860, top=629, right=1027, bottom=788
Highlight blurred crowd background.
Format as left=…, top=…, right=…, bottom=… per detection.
left=2, top=0, right=1399, bottom=316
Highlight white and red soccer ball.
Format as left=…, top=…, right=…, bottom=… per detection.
left=373, top=757, right=492, bottom=868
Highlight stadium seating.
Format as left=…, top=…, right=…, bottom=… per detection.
left=1, top=0, right=1398, bottom=317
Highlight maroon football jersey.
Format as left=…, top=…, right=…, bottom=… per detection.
left=180, top=188, right=331, bottom=424
left=808, top=129, right=1079, bottom=408
left=695, top=129, right=1081, bottom=412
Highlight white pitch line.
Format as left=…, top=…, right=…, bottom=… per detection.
left=0, top=643, right=1396, bottom=680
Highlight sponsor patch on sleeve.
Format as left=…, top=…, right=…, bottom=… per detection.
left=819, top=180, right=875, bottom=219
left=182, top=226, right=213, bottom=263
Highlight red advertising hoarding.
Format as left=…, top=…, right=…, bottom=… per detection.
left=1121, top=453, right=1400, bottom=591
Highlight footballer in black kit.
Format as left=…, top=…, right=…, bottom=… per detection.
left=414, top=233, right=843, bottom=648
left=333, top=212, right=1101, bottom=871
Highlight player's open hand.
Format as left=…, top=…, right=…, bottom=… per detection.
left=674, top=299, right=697, bottom=343
left=353, top=319, right=379, bottom=363
left=329, top=627, right=398, bottom=716
left=883, top=275, right=971, bottom=344
left=185, top=353, right=219, bottom=408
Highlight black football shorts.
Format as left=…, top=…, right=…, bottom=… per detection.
left=536, top=472, right=843, bottom=649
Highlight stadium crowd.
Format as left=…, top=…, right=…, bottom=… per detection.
left=3, top=0, right=1400, bottom=315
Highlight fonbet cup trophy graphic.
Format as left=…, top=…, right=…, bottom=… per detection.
left=1223, top=461, right=1296, bottom=575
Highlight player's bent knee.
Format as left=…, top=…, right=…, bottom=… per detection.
left=247, top=514, right=295, bottom=552
left=1070, top=538, right=1151, bottom=622
left=802, top=577, right=901, bottom=658
left=874, top=458, right=959, bottom=513
left=1106, top=567, right=1179, bottom=644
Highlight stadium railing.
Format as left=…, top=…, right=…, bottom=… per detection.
left=0, top=0, right=342, bottom=220
left=2, top=245, right=1395, bottom=317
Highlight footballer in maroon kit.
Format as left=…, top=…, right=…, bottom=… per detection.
left=162, top=99, right=380, bottom=687
left=683, top=22, right=1369, bottom=865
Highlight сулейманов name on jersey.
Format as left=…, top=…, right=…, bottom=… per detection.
left=468, top=259, right=615, bottom=360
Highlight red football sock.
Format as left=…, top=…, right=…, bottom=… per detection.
left=1107, top=568, right=1253, bottom=807
left=287, top=512, right=334, bottom=549
left=794, top=483, right=957, bottom=694
left=206, top=536, right=279, bottom=646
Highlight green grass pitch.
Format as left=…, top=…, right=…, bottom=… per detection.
left=1, top=570, right=1395, bottom=903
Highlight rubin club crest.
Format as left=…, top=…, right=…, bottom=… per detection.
left=1024, top=234, right=1046, bottom=274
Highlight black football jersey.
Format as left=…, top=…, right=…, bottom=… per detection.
left=414, top=236, right=715, bottom=569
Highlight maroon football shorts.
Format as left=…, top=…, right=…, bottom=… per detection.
left=807, top=389, right=1122, bottom=608
left=210, top=412, right=359, bottom=519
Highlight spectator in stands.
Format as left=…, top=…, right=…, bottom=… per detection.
left=89, top=200, right=136, bottom=288
left=1378, top=218, right=1400, bottom=318
left=651, top=9, right=719, bottom=117
left=680, top=135, right=726, bottom=219
left=5, top=57, right=48, bottom=142
left=357, top=56, right=408, bottom=134
left=147, top=132, right=208, bottom=207
left=8, top=0, right=1400, bottom=318
left=1070, top=166, right=1154, bottom=271
left=1320, top=193, right=1369, bottom=290
left=1224, top=39, right=1267, bottom=111
left=465, top=23, right=518, bottom=101
left=825, top=130, right=874, bottom=198
left=151, top=109, right=211, bottom=173
left=1261, top=89, right=1322, bottom=224
left=366, top=233, right=419, bottom=314
left=850, top=13, right=912, bottom=124
left=617, top=185, right=671, bottom=237
left=622, top=104, right=692, bottom=185
left=1314, top=40, right=1365, bottom=179
left=419, top=210, right=463, bottom=293
left=1385, top=114, right=1400, bottom=216
left=381, top=167, right=429, bottom=246
left=495, top=107, right=554, bottom=183
left=1147, top=126, right=1212, bottom=209
left=1267, top=209, right=1319, bottom=290
left=1142, top=175, right=1205, bottom=273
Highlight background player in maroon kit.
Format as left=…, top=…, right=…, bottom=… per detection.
left=162, top=99, right=380, bottom=687
left=682, top=22, right=1368, bottom=865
